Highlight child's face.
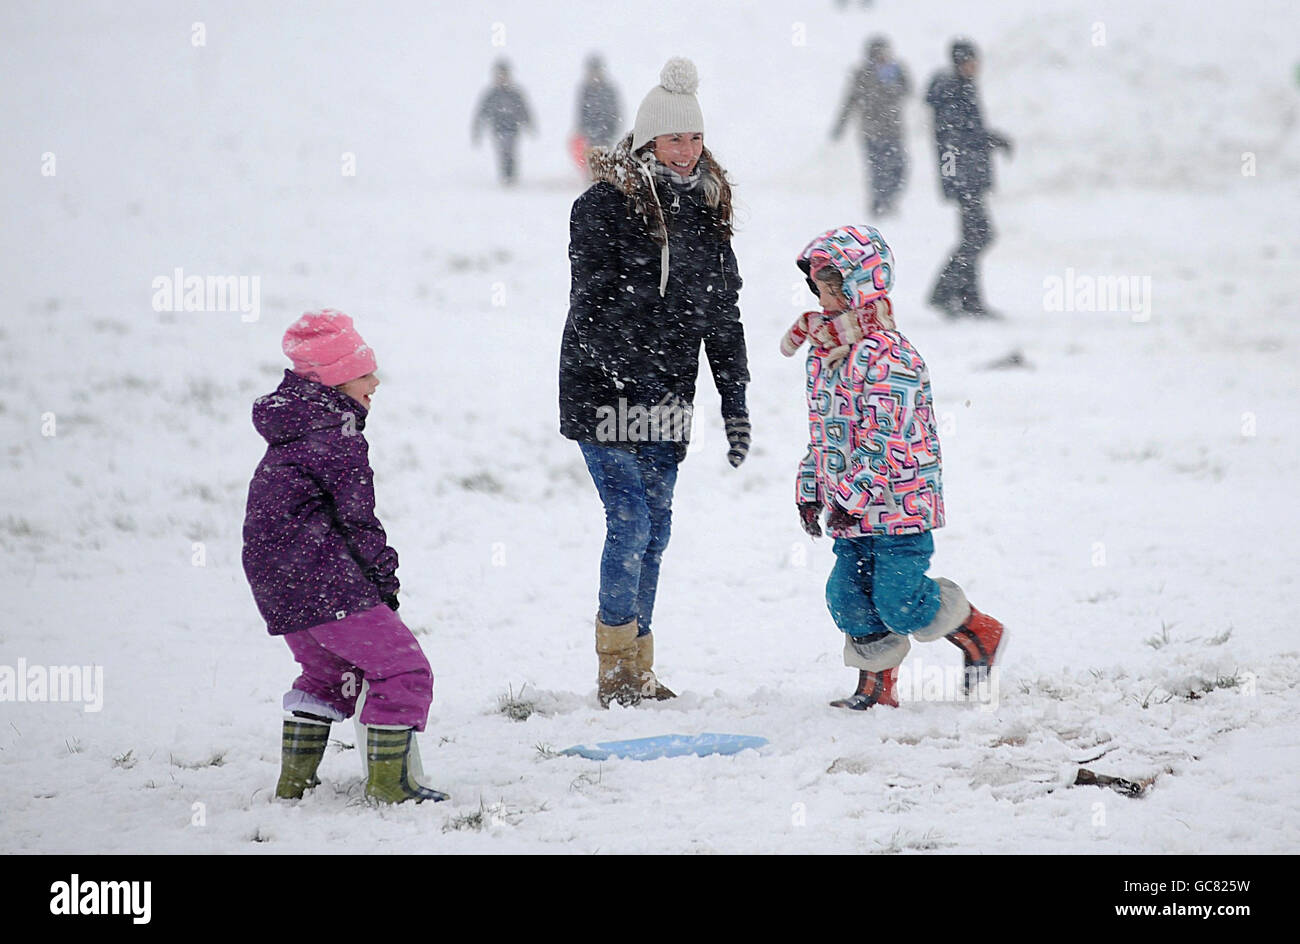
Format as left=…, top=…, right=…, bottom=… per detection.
left=816, top=277, right=848, bottom=312
left=336, top=372, right=379, bottom=410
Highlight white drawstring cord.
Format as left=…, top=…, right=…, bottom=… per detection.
left=637, top=159, right=670, bottom=297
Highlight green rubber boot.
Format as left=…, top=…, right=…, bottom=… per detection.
left=364, top=725, right=449, bottom=804
left=275, top=717, right=330, bottom=800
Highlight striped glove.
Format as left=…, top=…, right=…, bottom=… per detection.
left=724, top=416, right=751, bottom=468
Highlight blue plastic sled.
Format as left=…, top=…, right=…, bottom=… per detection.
left=560, top=733, right=767, bottom=761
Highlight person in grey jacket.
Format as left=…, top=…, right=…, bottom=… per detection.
left=924, top=39, right=1013, bottom=318
left=576, top=54, right=621, bottom=148
left=472, top=60, right=535, bottom=185
left=832, top=36, right=912, bottom=217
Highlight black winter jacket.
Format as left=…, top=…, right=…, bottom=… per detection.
left=925, top=69, right=1003, bottom=200
left=558, top=178, right=748, bottom=456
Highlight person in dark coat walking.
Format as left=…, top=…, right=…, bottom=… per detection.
left=832, top=35, right=912, bottom=216
left=243, top=310, right=447, bottom=805
left=575, top=54, right=621, bottom=148
left=925, top=39, right=1013, bottom=318
left=559, top=58, right=750, bottom=708
left=471, top=59, right=535, bottom=185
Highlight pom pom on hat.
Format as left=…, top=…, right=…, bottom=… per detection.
left=282, top=308, right=378, bottom=387
left=659, top=57, right=699, bottom=95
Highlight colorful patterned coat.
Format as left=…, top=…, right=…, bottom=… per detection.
left=797, top=331, right=945, bottom=536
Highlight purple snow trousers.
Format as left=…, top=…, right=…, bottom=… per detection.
left=282, top=604, right=433, bottom=731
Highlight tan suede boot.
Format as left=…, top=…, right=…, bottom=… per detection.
left=634, top=632, right=677, bottom=700
left=595, top=615, right=640, bottom=707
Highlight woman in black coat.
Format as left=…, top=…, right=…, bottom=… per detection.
left=558, top=58, right=750, bottom=707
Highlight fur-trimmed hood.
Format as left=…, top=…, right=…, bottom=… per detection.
left=586, top=132, right=731, bottom=245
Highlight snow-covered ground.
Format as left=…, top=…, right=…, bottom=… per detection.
left=3, top=0, right=1299, bottom=853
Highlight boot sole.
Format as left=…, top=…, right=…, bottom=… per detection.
left=365, top=789, right=450, bottom=805
left=986, top=621, right=1009, bottom=675
left=828, top=698, right=898, bottom=710
left=963, top=622, right=1010, bottom=700
left=828, top=694, right=899, bottom=710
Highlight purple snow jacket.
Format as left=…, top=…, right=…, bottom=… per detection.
left=242, top=369, right=399, bottom=636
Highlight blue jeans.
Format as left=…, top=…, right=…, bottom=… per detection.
left=579, top=441, right=679, bottom=636
left=826, top=533, right=942, bottom=638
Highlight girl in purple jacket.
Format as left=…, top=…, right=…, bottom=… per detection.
left=243, top=309, right=446, bottom=803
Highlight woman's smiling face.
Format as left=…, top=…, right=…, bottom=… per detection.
left=652, top=132, right=704, bottom=176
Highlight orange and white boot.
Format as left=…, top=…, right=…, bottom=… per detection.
left=945, top=605, right=1006, bottom=696
left=835, top=630, right=909, bottom=710
left=830, top=667, right=900, bottom=710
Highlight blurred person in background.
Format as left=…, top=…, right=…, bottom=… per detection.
left=576, top=54, right=622, bottom=149
left=832, top=35, right=912, bottom=217
left=472, top=59, right=536, bottom=185
left=925, top=39, right=1013, bottom=319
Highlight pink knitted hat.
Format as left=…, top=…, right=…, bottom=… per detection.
left=282, top=309, right=377, bottom=387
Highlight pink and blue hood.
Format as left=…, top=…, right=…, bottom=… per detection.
left=796, top=224, right=894, bottom=308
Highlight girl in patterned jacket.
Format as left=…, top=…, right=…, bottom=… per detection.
left=782, top=225, right=1006, bottom=709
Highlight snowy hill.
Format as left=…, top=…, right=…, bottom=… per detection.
left=2, top=0, right=1298, bottom=852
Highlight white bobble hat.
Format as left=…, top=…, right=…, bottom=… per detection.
left=631, top=57, right=704, bottom=152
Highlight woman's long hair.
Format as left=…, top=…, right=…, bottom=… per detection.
left=630, top=141, right=735, bottom=242
left=697, top=145, right=734, bottom=240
